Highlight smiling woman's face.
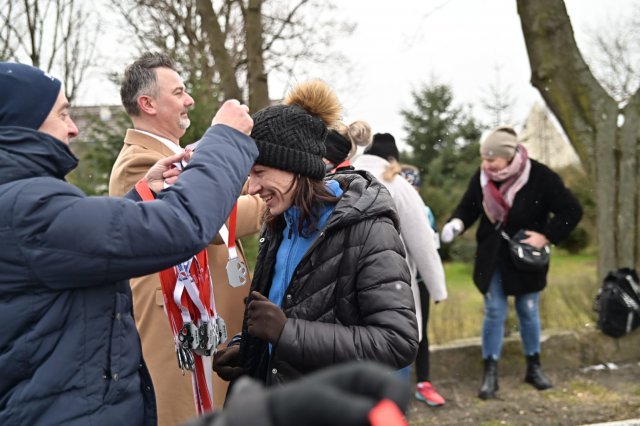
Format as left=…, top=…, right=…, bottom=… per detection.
left=248, top=164, right=296, bottom=216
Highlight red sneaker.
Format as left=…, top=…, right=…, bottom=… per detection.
left=415, top=381, right=445, bottom=406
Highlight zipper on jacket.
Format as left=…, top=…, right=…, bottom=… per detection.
left=286, top=229, right=327, bottom=288
left=287, top=215, right=294, bottom=239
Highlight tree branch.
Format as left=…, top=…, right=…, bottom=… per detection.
left=517, top=0, right=616, bottom=168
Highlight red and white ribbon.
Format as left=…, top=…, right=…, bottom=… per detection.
left=218, top=205, right=248, bottom=287
left=135, top=178, right=227, bottom=415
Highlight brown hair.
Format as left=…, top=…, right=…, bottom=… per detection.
left=264, top=175, right=340, bottom=237
left=120, top=52, right=176, bottom=116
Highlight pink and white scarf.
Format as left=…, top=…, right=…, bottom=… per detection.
left=480, top=144, right=531, bottom=224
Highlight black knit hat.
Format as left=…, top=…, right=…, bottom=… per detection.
left=251, top=104, right=327, bottom=179
left=365, top=133, right=399, bottom=162
left=324, top=130, right=351, bottom=165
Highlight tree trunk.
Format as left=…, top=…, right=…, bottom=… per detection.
left=517, top=0, right=640, bottom=278
left=244, top=0, right=270, bottom=112
left=195, top=0, right=243, bottom=102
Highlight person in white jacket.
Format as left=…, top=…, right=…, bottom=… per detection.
left=352, top=132, right=447, bottom=407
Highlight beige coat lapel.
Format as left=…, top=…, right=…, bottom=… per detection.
left=109, top=129, right=181, bottom=197
left=124, top=129, right=179, bottom=157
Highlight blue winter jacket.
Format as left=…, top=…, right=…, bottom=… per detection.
left=0, top=125, right=257, bottom=425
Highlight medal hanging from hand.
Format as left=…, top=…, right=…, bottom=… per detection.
left=135, top=178, right=227, bottom=415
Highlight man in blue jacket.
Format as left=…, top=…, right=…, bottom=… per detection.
left=0, top=62, right=258, bottom=425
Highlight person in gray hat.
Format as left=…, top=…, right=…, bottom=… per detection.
left=212, top=80, right=418, bottom=387
left=441, top=125, right=582, bottom=400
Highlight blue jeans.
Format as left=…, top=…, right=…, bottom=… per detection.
left=482, top=268, right=541, bottom=359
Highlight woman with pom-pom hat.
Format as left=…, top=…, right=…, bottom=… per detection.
left=212, top=80, right=418, bottom=386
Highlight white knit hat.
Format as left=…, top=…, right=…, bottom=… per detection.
left=480, top=125, right=518, bottom=158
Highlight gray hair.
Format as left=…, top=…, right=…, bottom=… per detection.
left=120, top=52, right=176, bottom=116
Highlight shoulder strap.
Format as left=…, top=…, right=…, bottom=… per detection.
left=135, top=178, right=155, bottom=201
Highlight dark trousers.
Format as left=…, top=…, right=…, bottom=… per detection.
left=415, top=278, right=431, bottom=382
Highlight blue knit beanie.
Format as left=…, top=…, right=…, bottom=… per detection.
left=0, top=62, right=62, bottom=129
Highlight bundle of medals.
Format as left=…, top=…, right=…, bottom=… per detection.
left=170, top=257, right=228, bottom=371
left=157, top=245, right=221, bottom=413
left=135, top=178, right=247, bottom=414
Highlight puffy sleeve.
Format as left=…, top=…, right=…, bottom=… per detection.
left=276, top=216, right=419, bottom=370
left=392, top=176, right=447, bottom=302
left=14, top=124, right=258, bottom=289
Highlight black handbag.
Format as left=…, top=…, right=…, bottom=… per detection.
left=500, top=229, right=550, bottom=272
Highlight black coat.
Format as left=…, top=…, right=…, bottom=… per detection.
left=0, top=125, right=256, bottom=425
left=452, top=159, right=583, bottom=295
left=239, top=171, right=418, bottom=385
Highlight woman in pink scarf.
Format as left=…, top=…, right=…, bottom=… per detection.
left=440, top=126, right=582, bottom=400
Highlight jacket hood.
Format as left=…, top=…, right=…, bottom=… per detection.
left=325, top=170, right=400, bottom=232
left=0, top=126, right=78, bottom=185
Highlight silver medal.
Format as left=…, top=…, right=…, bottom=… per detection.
left=219, top=224, right=248, bottom=287
left=226, top=257, right=248, bottom=287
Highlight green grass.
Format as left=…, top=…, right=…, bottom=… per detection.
left=429, top=251, right=599, bottom=345
left=239, top=234, right=260, bottom=275
left=241, top=234, right=599, bottom=345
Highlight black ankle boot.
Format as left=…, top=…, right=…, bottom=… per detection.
left=478, top=358, right=499, bottom=400
left=525, top=353, right=553, bottom=390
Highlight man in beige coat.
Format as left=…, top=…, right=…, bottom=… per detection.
left=109, top=52, right=263, bottom=425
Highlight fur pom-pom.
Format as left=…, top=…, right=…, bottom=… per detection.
left=284, top=80, right=342, bottom=127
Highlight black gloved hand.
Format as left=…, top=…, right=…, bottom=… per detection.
left=188, top=361, right=409, bottom=426
left=212, top=344, right=243, bottom=382
left=247, top=291, right=287, bottom=344
left=269, top=361, right=410, bottom=426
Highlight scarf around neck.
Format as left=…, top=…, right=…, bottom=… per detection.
left=480, top=144, right=531, bottom=224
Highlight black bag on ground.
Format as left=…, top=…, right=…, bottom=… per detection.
left=594, top=268, right=640, bottom=338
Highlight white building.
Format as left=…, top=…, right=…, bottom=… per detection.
left=518, top=103, right=582, bottom=170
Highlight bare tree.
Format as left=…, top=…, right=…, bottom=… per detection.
left=584, top=11, right=640, bottom=105
left=481, top=64, right=516, bottom=127
left=109, top=0, right=353, bottom=113
left=0, top=0, right=98, bottom=101
left=518, top=0, right=640, bottom=278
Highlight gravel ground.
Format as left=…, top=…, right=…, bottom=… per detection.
left=407, top=361, right=640, bottom=426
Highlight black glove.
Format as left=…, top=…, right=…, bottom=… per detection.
left=212, top=344, right=243, bottom=382
left=247, top=291, right=287, bottom=344
left=187, top=361, right=409, bottom=426
left=269, top=361, right=410, bottom=426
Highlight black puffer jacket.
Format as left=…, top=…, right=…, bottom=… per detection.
left=239, top=171, right=418, bottom=385
left=453, top=159, right=583, bottom=295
